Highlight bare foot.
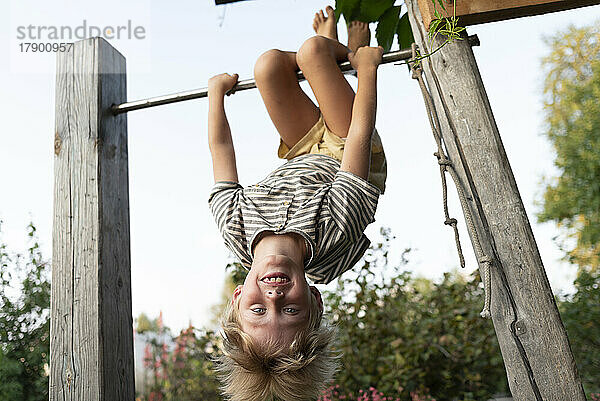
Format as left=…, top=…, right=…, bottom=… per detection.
left=313, top=6, right=338, bottom=41
left=347, top=20, right=371, bottom=53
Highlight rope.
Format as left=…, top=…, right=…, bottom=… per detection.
left=408, top=43, right=492, bottom=319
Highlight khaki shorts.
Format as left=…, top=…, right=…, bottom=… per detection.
left=277, top=110, right=387, bottom=194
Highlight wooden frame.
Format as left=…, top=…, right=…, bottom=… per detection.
left=417, top=0, right=600, bottom=28
left=406, top=0, right=586, bottom=399
left=51, top=37, right=134, bottom=401
left=51, top=0, right=597, bottom=392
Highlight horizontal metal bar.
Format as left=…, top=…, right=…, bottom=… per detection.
left=111, top=48, right=414, bottom=115
left=215, top=0, right=251, bottom=4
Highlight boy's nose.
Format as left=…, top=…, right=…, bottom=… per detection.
left=265, top=289, right=284, bottom=299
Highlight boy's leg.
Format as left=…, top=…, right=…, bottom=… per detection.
left=254, top=49, right=320, bottom=150
left=298, top=8, right=370, bottom=139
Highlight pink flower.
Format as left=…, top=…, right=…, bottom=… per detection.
left=143, top=344, right=153, bottom=368
left=157, top=311, right=164, bottom=331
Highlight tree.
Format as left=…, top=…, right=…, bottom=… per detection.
left=559, top=269, right=600, bottom=397
left=538, top=23, right=600, bottom=272
left=0, top=222, right=50, bottom=401
left=136, top=312, right=161, bottom=334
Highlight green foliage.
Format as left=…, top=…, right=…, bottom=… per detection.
left=136, top=312, right=160, bottom=334
left=559, top=269, right=600, bottom=396
left=163, top=327, right=222, bottom=401
left=0, top=222, right=50, bottom=401
left=207, top=259, right=248, bottom=327
left=324, top=228, right=508, bottom=401
left=136, top=314, right=224, bottom=401
left=375, top=6, right=402, bottom=53
left=0, top=351, right=24, bottom=400
left=538, top=23, right=600, bottom=272
left=409, top=0, right=465, bottom=68
left=225, top=260, right=248, bottom=286
left=396, top=13, right=414, bottom=50
left=334, top=0, right=360, bottom=24
left=334, top=0, right=465, bottom=60
left=335, top=0, right=403, bottom=52
left=358, top=0, right=396, bottom=23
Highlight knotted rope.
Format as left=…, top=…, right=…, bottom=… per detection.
left=408, top=43, right=492, bottom=319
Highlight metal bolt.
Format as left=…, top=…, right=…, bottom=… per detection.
left=515, top=320, right=527, bottom=335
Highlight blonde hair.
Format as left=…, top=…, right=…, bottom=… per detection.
left=215, top=290, right=339, bottom=401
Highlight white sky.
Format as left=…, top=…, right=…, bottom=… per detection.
left=1, top=0, right=599, bottom=333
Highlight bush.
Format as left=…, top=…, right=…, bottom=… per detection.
left=559, top=269, right=600, bottom=397
left=324, top=228, right=508, bottom=401
left=0, top=222, right=50, bottom=401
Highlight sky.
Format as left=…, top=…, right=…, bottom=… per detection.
left=1, top=0, right=599, bottom=333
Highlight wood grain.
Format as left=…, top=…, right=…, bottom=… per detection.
left=405, top=1, right=586, bottom=399
left=416, top=0, right=600, bottom=28
left=51, top=37, right=134, bottom=401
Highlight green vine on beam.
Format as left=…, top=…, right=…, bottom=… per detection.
left=411, top=0, right=466, bottom=68
left=334, top=0, right=465, bottom=68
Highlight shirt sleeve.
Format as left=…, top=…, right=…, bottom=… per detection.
left=208, top=181, right=243, bottom=232
left=326, top=171, right=381, bottom=242
left=208, top=181, right=252, bottom=269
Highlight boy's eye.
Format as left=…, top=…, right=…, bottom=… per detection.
left=251, top=307, right=266, bottom=314
left=283, top=307, right=298, bottom=314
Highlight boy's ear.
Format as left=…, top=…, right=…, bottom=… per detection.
left=232, top=285, right=243, bottom=304
left=309, top=285, right=323, bottom=312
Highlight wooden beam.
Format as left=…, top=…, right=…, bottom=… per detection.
left=51, top=37, right=134, bottom=401
left=405, top=1, right=587, bottom=399
left=417, top=0, right=600, bottom=28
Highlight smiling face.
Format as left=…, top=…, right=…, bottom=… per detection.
left=232, top=254, right=323, bottom=348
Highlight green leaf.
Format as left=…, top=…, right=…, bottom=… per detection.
left=396, top=12, right=414, bottom=50
left=335, top=0, right=361, bottom=24
left=429, top=18, right=441, bottom=37
left=357, top=0, right=395, bottom=23
left=375, top=5, right=401, bottom=52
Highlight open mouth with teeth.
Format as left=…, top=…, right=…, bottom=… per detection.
left=260, top=273, right=291, bottom=285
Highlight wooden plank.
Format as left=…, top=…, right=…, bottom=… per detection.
left=51, top=37, right=134, bottom=401
left=405, top=1, right=587, bottom=400
left=417, top=0, right=600, bottom=28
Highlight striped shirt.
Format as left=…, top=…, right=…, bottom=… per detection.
left=208, top=154, right=381, bottom=284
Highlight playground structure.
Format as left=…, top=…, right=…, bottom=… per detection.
left=50, top=1, right=599, bottom=400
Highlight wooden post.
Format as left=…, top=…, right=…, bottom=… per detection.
left=51, top=37, right=134, bottom=401
left=404, top=1, right=586, bottom=399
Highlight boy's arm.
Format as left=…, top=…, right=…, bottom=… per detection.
left=208, top=73, right=239, bottom=183
left=339, top=47, right=382, bottom=180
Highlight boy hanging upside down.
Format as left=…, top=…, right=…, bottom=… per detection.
left=207, top=6, right=387, bottom=401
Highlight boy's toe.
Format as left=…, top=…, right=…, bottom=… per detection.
left=326, top=5, right=335, bottom=17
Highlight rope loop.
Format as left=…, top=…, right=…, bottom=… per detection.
left=479, top=257, right=492, bottom=319
left=479, top=256, right=493, bottom=264
left=433, top=152, right=451, bottom=163
left=410, top=43, right=422, bottom=80
left=444, top=218, right=457, bottom=226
